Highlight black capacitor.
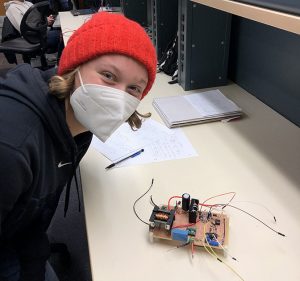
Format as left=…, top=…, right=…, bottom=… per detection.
left=188, top=198, right=199, bottom=223
left=182, top=193, right=190, bottom=211
left=189, top=209, right=197, bottom=223
left=190, top=198, right=199, bottom=206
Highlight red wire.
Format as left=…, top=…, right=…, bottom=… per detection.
left=202, top=192, right=236, bottom=205
left=168, top=193, right=236, bottom=229
left=172, top=220, right=200, bottom=229
left=167, top=195, right=217, bottom=210
left=199, top=191, right=236, bottom=213
left=167, top=196, right=181, bottom=210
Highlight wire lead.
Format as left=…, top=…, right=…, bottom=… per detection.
left=225, top=204, right=286, bottom=237
left=133, top=179, right=154, bottom=226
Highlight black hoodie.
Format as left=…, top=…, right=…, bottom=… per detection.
left=0, top=64, right=92, bottom=280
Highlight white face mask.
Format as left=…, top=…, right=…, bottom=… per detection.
left=70, top=70, right=140, bottom=142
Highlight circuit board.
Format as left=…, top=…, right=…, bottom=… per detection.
left=149, top=205, right=229, bottom=249
left=144, top=191, right=286, bottom=281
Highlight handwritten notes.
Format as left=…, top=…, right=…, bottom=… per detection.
left=91, top=119, right=198, bottom=167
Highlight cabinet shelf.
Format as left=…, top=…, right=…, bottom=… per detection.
left=192, top=0, right=300, bottom=35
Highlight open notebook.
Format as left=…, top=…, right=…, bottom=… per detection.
left=153, top=89, right=243, bottom=128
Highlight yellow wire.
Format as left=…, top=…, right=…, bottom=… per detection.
left=203, top=223, right=245, bottom=281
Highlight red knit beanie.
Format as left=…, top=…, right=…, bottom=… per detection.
left=58, top=12, right=157, bottom=98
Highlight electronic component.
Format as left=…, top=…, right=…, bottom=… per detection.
left=171, top=229, right=189, bottom=242
left=207, top=211, right=212, bottom=220
left=149, top=206, right=175, bottom=231
left=189, top=209, right=197, bottom=223
left=182, top=193, right=190, bottom=211
left=188, top=198, right=199, bottom=223
left=149, top=194, right=229, bottom=250
left=187, top=227, right=196, bottom=237
left=143, top=189, right=284, bottom=281
left=150, top=207, right=228, bottom=249
left=207, top=232, right=218, bottom=240
left=155, top=213, right=169, bottom=221
left=206, top=233, right=219, bottom=247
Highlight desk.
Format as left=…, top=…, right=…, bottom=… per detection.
left=80, top=74, right=300, bottom=281
left=60, top=11, right=300, bottom=281
left=59, top=10, right=122, bottom=46
left=59, top=11, right=93, bottom=45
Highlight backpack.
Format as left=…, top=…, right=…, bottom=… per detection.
left=2, top=17, right=21, bottom=43
left=158, top=34, right=178, bottom=77
left=1, top=17, right=21, bottom=64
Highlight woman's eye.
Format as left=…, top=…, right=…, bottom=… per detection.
left=101, top=72, right=115, bottom=81
left=128, top=86, right=142, bottom=98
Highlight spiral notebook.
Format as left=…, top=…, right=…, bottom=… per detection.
left=153, top=89, right=243, bottom=128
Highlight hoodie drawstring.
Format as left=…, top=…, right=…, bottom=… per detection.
left=74, top=171, right=81, bottom=213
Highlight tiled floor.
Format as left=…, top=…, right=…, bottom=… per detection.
left=0, top=52, right=58, bottom=77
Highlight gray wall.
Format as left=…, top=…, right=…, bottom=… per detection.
left=229, top=16, right=300, bottom=127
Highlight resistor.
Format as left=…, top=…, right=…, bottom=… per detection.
left=155, top=213, right=169, bottom=221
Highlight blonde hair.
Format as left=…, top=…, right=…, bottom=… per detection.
left=48, top=70, right=151, bottom=130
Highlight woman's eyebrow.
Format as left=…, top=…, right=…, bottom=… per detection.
left=129, top=75, right=147, bottom=85
left=136, top=79, right=147, bottom=86
left=99, top=63, right=121, bottom=75
left=98, top=63, right=147, bottom=85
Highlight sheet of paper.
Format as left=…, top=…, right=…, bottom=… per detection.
left=183, top=89, right=241, bottom=117
left=91, top=118, right=198, bottom=167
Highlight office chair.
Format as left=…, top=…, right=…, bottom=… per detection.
left=0, top=1, right=49, bottom=68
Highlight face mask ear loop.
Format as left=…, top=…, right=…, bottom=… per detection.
left=77, top=69, right=88, bottom=94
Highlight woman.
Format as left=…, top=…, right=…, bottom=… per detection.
left=0, top=12, right=157, bottom=281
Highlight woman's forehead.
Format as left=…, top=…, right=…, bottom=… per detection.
left=84, top=54, right=148, bottom=81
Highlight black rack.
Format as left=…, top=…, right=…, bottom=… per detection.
left=120, top=0, right=148, bottom=27
left=150, top=0, right=178, bottom=61
left=178, top=0, right=232, bottom=90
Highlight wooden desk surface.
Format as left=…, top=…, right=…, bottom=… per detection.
left=80, top=73, right=300, bottom=281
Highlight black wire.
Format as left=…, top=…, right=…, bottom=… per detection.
left=150, top=195, right=159, bottom=208
left=133, top=178, right=154, bottom=226
left=224, top=204, right=286, bottom=237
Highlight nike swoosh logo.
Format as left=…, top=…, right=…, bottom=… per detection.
left=58, top=161, right=72, bottom=168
